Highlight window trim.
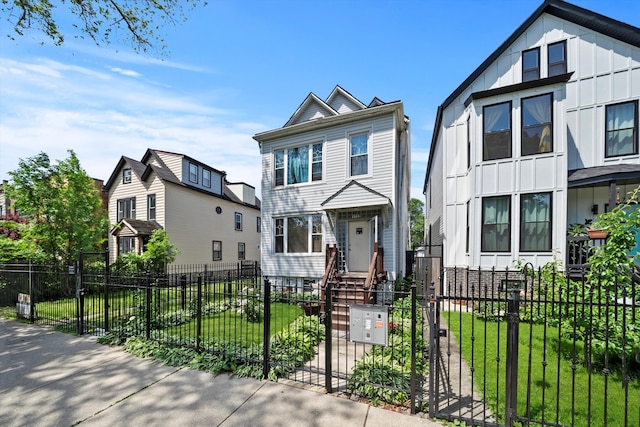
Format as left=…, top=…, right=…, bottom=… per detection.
left=117, top=197, right=136, bottom=222
left=273, top=141, right=323, bottom=188
left=605, top=100, right=638, bottom=158
left=481, top=195, right=511, bottom=253
left=189, top=163, right=198, bottom=183
left=235, top=212, right=243, bottom=231
left=122, top=168, right=132, bottom=184
left=147, top=194, right=156, bottom=221
left=119, top=236, right=136, bottom=255
left=547, top=40, right=567, bottom=77
left=521, top=93, right=553, bottom=156
left=482, top=101, right=512, bottom=161
left=202, top=169, right=211, bottom=188
left=212, top=240, right=222, bottom=261
left=349, top=131, right=370, bottom=177
left=273, top=215, right=323, bottom=254
left=522, top=47, right=540, bottom=82
left=519, top=192, right=552, bottom=252
left=238, top=242, right=245, bottom=260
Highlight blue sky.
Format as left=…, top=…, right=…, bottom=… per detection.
left=1, top=0, right=639, bottom=201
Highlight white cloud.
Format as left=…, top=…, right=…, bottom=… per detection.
left=109, top=67, right=142, bottom=77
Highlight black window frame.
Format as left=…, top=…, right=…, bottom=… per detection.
left=519, top=192, right=552, bottom=252
left=483, top=101, right=512, bottom=161
left=521, top=93, right=553, bottom=156
left=465, top=200, right=470, bottom=253
left=122, top=168, right=132, bottom=184
left=117, top=197, right=136, bottom=222
left=466, top=115, right=471, bottom=170
left=605, top=100, right=638, bottom=158
left=522, top=47, right=540, bottom=82
left=547, top=40, right=567, bottom=77
left=481, top=195, right=511, bottom=253
left=212, top=240, right=222, bottom=261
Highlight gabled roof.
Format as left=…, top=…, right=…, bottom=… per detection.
left=284, top=92, right=338, bottom=127
left=321, top=180, right=391, bottom=210
left=110, top=218, right=162, bottom=236
left=325, top=85, right=367, bottom=111
left=424, top=0, right=640, bottom=191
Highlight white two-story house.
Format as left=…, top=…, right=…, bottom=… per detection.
left=105, top=149, right=261, bottom=266
left=424, top=0, right=640, bottom=279
left=254, top=86, right=410, bottom=292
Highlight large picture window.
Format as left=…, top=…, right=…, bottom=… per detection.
left=350, top=133, right=369, bottom=176
left=481, top=196, right=510, bottom=252
left=274, top=215, right=322, bottom=254
left=274, top=142, right=323, bottom=187
left=520, top=193, right=552, bottom=252
left=483, top=102, right=512, bottom=161
left=117, top=197, right=136, bottom=222
left=605, top=101, right=637, bottom=157
left=522, top=47, right=540, bottom=82
left=522, top=93, right=553, bottom=155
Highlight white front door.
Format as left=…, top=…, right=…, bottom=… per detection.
left=348, top=220, right=370, bottom=272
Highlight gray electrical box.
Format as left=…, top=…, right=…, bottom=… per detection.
left=349, top=304, right=389, bottom=346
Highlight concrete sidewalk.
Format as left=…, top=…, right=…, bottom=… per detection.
left=0, top=318, right=443, bottom=427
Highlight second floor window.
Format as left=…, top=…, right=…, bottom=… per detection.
left=350, top=133, right=369, bottom=176
left=522, top=93, right=553, bottom=155
left=605, top=101, right=637, bottom=157
left=481, top=196, right=510, bottom=252
left=548, top=41, right=566, bottom=77
left=122, top=168, right=132, bottom=184
left=117, top=197, right=136, bottom=222
left=189, top=163, right=198, bottom=183
left=235, top=212, right=243, bottom=231
left=483, top=102, right=511, bottom=161
left=274, top=142, right=323, bottom=187
left=522, top=47, right=540, bottom=82
left=520, top=192, right=552, bottom=252
left=147, top=194, right=156, bottom=220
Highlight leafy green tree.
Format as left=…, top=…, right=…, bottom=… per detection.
left=408, top=198, right=425, bottom=249
left=0, top=213, right=44, bottom=261
left=5, top=150, right=109, bottom=266
left=1, top=0, right=204, bottom=54
left=142, top=229, right=179, bottom=270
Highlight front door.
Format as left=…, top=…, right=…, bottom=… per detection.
left=348, top=220, right=370, bottom=272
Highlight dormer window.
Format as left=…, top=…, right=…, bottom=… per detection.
left=189, top=163, right=198, bottom=183
left=203, top=169, right=211, bottom=188
left=522, top=47, right=540, bottom=82
left=123, top=168, right=132, bottom=184
left=548, top=41, right=566, bottom=77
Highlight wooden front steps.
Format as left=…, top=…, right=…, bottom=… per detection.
left=328, top=273, right=369, bottom=332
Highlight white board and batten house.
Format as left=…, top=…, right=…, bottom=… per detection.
left=423, top=0, right=640, bottom=285
left=105, top=149, right=261, bottom=265
left=254, top=86, right=411, bottom=293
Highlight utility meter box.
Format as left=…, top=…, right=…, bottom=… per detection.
left=350, top=304, right=388, bottom=346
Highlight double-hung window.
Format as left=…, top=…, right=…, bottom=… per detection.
left=522, top=47, right=540, bottom=82
left=350, top=133, right=369, bottom=176
left=235, top=212, right=243, bottom=231
left=117, top=197, right=136, bottom=222
left=256, top=216, right=261, bottom=233
left=481, top=196, right=510, bottom=252
left=548, top=41, right=566, bottom=77
left=274, top=142, right=323, bottom=187
left=520, top=192, right=552, bottom=252
left=522, top=93, right=553, bottom=155
left=274, top=215, right=322, bottom=254
left=212, top=241, right=222, bottom=261
left=147, top=194, right=156, bottom=220
left=238, top=243, right=245, bottom=260
left=202, top=169, right=211, bottom=188
left=122, top=168, right=132, bottom=184
left=483, top=102, right=512, bottom=161
left=605, top=101, right=638, bottom=157
left=189, top=163, right=198, bottom=183
left=119, top=237, right=135, bottom=255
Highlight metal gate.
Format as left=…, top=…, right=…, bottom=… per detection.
left=77, top=251, right=109, bottom=336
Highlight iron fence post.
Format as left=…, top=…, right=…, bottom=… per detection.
left=428, top=283, right=437, bottom=418
left=325, top=281, right=333, bottom=393
left=196, top=275, right=202, bottom=351
left=410, top=282, right=417, bottom=414
left=262, top=277, right=271, bottom=379
left=103, top=252, right=109, bottom=332
left=145, top=270, right=151, bottom=340
left=505, top=289, right=521, bottom=427
left=28, top=259, right=35, bottom=323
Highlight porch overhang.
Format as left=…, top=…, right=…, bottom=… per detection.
left=110, top=218, right=162, bottom=237
left=568, top=164, right=640, bottom=188
left=320, top=180, right=392, bottom=210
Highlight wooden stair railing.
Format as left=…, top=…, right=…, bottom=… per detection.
left=364, top=243, right=386, bottom=303
left=320, top=244, right=338, bottom=289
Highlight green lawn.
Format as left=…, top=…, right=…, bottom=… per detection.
left=445, top=311, right=639, bottom=427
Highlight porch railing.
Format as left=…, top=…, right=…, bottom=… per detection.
left=320, top=244, right=338, bottom=289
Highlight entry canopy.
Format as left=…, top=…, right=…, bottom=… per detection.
left=321, top=180, right=392, bottom=210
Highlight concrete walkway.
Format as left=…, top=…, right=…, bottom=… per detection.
left=0, top=318, right=444, bottom=427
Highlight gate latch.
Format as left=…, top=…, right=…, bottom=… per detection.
left=438, top=329, right=447, bottom=337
